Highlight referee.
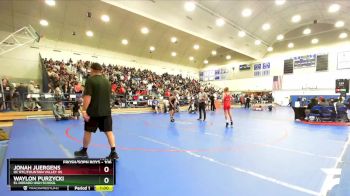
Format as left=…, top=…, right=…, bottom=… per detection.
left=197, top=87, right=208, bottom=121
left=74, top=63, right=118, bottom=159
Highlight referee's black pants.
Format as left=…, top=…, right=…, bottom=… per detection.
left=210, top=101, right=216, bottom=111
left=198, top=102, right=206, bottom=120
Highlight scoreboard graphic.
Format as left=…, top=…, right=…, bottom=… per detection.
left=335, top=79, right=349, bottom=93
left=7, top=159, right=115, bottom=191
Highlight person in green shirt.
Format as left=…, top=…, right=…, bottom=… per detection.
left=74, top=63, right=118, bottom=159
left=52, top=99, right=69, bottom=121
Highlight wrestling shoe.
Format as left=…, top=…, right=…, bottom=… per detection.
left=74, top=148, right=88, bottom=158
left=226, top=122, right=229, bottom=128
left=230, top=121, right=234, bottom=128
left=106, top=151, right=119, bottom=159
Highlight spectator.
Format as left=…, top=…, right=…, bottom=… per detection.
left=27, top=81, right=36, bottom=94
left=305, top=98, right=318, bottom=119
left=71, top=99, right=81, bottom=120
left=1, top=79, right=15, bottom=110
left=335, top=97, right=346, bottom=114
left=152, top=97, right=160, bottom=113
left=15, top=83, right=27, bottom=111
left=318, top=97, right=328, bottom=106
left=52, top=99, right=69, bottom=121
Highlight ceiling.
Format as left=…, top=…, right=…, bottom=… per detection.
left=105, top=0, right=350, bottom=59
left=0, top=0, right=254, bottom=68
left=0, top=0, right=349, bottom=68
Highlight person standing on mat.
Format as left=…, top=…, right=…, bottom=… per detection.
left=210, top=93, right=216, bottom=111
left=245, top=95, right=251, bottom=109
left=169, top=90, right=177, bottom=122
left=223, top=87, right=233, bottom=127
left=74, top=63, right=118, bottom=159
left=197, top=87, right=208, bottom=121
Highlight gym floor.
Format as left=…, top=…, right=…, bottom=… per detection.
left=0, top=107, right=349, bottom=196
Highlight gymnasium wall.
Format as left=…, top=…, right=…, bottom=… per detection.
left=204, top=41, right=350, bottom=104
left=0, top=31, right=41, bottom=84
left=38, top=38, right=199, bottom=79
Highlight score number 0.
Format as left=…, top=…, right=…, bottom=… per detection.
left=103, top=166, right=110, bottom=184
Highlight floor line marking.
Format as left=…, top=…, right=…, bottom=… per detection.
left=257, top=144, right=338, bottom=160
left=37, top=119, right=106, bottom=196
left=201, top=131, right=337, bottom=160
left=137, top=135, right=320, bottom=196
left=144, top=117, right=347, bottom=155
left=319, top=133, right=350, bottom=196
left=37, top=119, right=74, bottom=158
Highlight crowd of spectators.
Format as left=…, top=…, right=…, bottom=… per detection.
left=43, top=58, right=221, bottom=106
left=0, top=58, right=221, bottom=112
left=0, top=78, right=42, bottom=111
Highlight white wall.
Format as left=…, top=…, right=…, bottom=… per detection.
left=202, top=41, right=350, bottom=104
left=0, top=31, right=41, bottom=83
left=38, top=38, right=199, bottom=79
left=269, top=41, right=350, bottom=105
left=202, top=41, right=350, bottom=105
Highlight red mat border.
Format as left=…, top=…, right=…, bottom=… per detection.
left=298, top=120, right=350, bottom=126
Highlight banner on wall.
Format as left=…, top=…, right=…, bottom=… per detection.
left=199, top=68, right=229, bottom=81
left=293, top=54, right=316, bottom=68
left=254, top=63, right=261, bottom=76
left=337, top=51, right=350, bottom=69
left=254, top=62, right=270, bottom=77
left=239, top=64, right=251, bottom=71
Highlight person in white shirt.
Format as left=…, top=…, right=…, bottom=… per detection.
left=163, top=98, right=169, bottom=113
left=197, top=87, right=208, bottom=121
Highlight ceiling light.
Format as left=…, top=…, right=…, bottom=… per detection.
left=291, top=15, right=301, bottom=23
left=262, top=23, right=271, bottom=31
left=211, top=50, right=217, bottom=56
left=288, top=42, right=294, bottom=48
left=226, top=55, right=231, bottom=60
left=339, top=32, right=348, bottom=39
left=101, top=15, right=110, bottom=22
left=86, top=30, right=93, bottom=37
left=204, top=60, right=209, bottom=64
left=255, top=40, right=261, bottom=45
left=189, top=56, right=194, bottom=61
left=242, top=8, right=252, bottom=17
left=184, top=1, right=196, bottom=12
left=193, top=44, right=199, bottom=50
left=45, top=0, right=55, bottom=6
left=275, top=0, right=286, bottom=6
left=39, top=19, right=48, bottom=26
left=141, top=27, right=149, bottom=34
left=121, top=39, right=128, bottom=45
left=311, top=38, right=319, bottom=44
left=303, top=28, right=311, bottom=35
left=328, top=4, right=340, bottom=13
left=238, top=31, right=246, bottom=37
left=149, top=46, right=155, bottom=52
left=267, top=47, right=273, bottom=52
left=171, top=37, right=177, bottom=43
left=171, top=52, right=177, bottom=57
left=276, top=34, right=284, bottom=41
left=216, top=18, right=225, bottom=27
left=335, top=21, right=345, bottom=28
